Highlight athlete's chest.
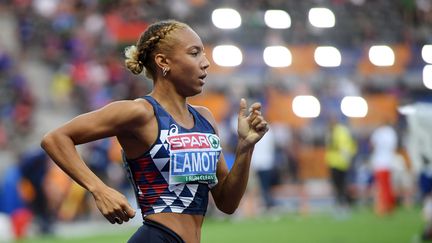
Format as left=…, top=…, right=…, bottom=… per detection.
left=153, top=124, right=222, bottom=186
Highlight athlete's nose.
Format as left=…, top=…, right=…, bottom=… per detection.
left=201, top=55, right=210, bottom=70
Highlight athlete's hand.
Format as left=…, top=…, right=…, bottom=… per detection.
left=91, top=186, right=136, bottom=224
left=237, top=98, right=269, bottom=148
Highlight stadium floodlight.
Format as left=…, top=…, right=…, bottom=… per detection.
left=368, top=45, right=395, bottom=66
left=263, top=46, right=292, bottom=67
left=314, top=46, right=341, bottom=67
left=212, top=45, right=243, bottom=67
left=422, top=45, right=432, bottom=64
left=308, top=8, right=335, bottom=28
left=264, top=10, right=291, bottom=29
left=212, top=8, right=241, bottom=29
left=424, top=65, right=432, bottom=89
left=292, top=95, right=321, bottom=118
left=341, top=96, right=368, bottom=118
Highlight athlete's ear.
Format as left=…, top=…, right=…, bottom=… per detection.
left=154, top=53, right=169, bottom=70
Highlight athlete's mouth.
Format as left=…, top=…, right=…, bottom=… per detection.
left=198, top=73, right=207, bottom=80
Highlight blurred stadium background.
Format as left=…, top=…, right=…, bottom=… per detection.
left=0, top=0, right=431, bottom=242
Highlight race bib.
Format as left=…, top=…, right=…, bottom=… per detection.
left=167, top=132, right=222, bottom=185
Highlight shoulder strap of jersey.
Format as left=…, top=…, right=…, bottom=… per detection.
left=187, top=104, right=216, bottom=134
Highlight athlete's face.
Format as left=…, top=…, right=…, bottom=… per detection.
left=166, top=27, right=210, bottom=96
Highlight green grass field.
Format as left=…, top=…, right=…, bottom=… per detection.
left=21, top=207, right=424, bottom=243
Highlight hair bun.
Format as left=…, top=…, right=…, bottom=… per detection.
left=124, top=45, right=143, bottom=75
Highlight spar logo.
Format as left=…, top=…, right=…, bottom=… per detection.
left=168, top=133, right=216, bottom=151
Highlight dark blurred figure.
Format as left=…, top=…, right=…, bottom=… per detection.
left=251, top=126, right=277, bottom=210
left=18, top=148, right=53, bottom=235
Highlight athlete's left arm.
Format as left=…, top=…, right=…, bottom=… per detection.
left=194, top=99, right=268, bottom=214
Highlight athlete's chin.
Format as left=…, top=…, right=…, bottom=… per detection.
left=185, top=88, right=203, bottom=97
left=192, top=89, right=203, bottom=96
left=199, top=78, right=206, bottom=86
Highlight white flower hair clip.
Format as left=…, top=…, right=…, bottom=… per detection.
left=124, top=45, right=138, bottom=59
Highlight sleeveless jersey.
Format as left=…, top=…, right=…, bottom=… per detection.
left=123, top=96, right=222, bottom=218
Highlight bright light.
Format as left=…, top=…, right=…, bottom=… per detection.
left=212, top=45, right=243, bottom=67
left=292, top=95, right=321, bottom=118
left=212, top=8, right=241, bottom=29
left=263, top=46, right=292, bottom=67
left=424, top=65, right=432, bottom=89
left=398, top=105, right=417, bottom=115
left=340, top=96, right=368, bottom=118
left=264, top=10, right=291, bottom=29
left=422, top=45, right=432, bottom=64
left=368, top=45, right=395, bottom=66
left=308, top=8, right=335, bottom=28
left=314, top=46, right=341, bottom=67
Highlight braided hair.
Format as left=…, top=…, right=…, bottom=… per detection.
left=124, top=20, right=189, bottom=79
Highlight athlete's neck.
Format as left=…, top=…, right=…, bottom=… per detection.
left=149, top=91, right=193, bottom=127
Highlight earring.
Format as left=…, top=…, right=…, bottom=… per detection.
left=162, top=67, right=169, bottom=77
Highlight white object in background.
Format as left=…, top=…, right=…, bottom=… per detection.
left=0, top=213, right=13, bottom=242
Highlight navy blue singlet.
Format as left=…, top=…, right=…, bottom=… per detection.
left=123, top=96, right=222, bottom=218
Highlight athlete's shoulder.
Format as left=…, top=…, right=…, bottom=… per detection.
left=103, top=99, right=155, bottom=123
left=191, top=105, right=218, bottom=130
left=191, top=105, right=212, bottom=119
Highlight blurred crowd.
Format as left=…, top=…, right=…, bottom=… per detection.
left=0, top=0, right=431, bottom=240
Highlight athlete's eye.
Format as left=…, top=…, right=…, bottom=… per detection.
left=189, top=47, right=202, bottom=57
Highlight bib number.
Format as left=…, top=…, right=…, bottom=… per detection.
left=167, top=133, right=221, bottom=185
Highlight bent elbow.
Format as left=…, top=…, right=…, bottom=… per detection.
left=217, top=204, right=238, bottom=215
left=222, top=208, right=236, bottom=215
left=212, top=192, right=241, bottom=215
left=40, top=132, right=56, bottom=151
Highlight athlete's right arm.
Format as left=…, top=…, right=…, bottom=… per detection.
left=40, top=100, right=151, bottom=224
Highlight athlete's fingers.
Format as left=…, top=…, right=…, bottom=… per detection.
left=115, top=209, right=129, bottom=222
left=250, top=115, right=264, bottom=127
left=249, top=109, right=261, bottom=119
left=102, top=209, right=123, bottom=224
left=250, top=117, right=261, bottom=127
left=248, top=103, right=262, bottom=121
left=108, top=210, right=128, bottom=224
left=123, top=205, right=136, bottom=218
left=247, top=109, right=260, bottom=124
left=248, top=102, right=262, bottom=114
left=256, top=121, right=269, bottom=132
left=114, top=216, right=123, bottom=224
left=249, top=102, right=261, bottom=117
left=238, top=98, right=247, bottom=118
left=105, top=214, right=116, bottom=224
